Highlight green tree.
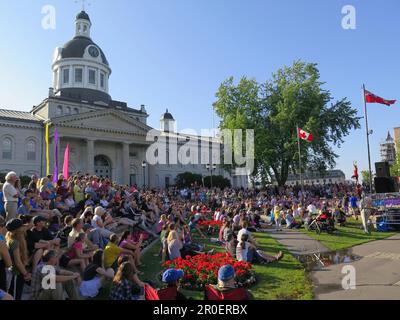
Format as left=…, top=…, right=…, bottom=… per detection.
left=203, top=175, right=231, bottom=188
left=361, top=170, right=371, bottom=184
left=214, top=61, right=360, bottom=186
left=390, top=141, right=400, bottom=176
left=175, top=172, right=203, bottom=188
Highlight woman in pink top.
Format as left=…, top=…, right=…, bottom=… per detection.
left=118, top=230, right=144, bottom=267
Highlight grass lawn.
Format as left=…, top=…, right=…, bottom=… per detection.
left=299, top=218, right=396, bottom=251
left=140, top=230, right=313, bottom=300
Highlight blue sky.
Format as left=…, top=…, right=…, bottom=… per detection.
left=0, top=0, right=399, bottom=179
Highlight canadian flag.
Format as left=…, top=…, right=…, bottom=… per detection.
left=298, top=128, right=314, bottom=142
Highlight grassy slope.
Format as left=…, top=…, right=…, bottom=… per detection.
left=141, top=231, right=313, bottom=300
left=300, top=218, right=396, bottom=251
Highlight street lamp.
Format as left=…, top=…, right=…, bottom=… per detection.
left=142, top=161, right=147, bottom=189
left=206, top=163, right=217, bottom=188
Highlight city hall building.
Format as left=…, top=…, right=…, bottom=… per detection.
left=0, top=11, right=248, bottom=188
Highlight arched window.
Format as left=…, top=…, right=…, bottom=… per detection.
left=27, top=140, right=36, bottom=161
left=56, top=105, right=63, bottom=116
left=74, top=108, right=79, bottom=114
left=2, top=138, right=12, bottom=160
left=65, top=107, right=71, bottom=115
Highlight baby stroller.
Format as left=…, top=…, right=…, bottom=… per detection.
left=305, top=210, right=335, bottom=234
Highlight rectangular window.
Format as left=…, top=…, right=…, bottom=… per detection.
left=89, top=69, right=96, bottom=85
left=63, top=68, right=70, bottom=84
left=2, top=152, right=11, bottom=160
left=100, top=73, right=105, bottom=88
left=75, top=68, right=83, bottom=83
left=27, top=152, right=36, bottom=161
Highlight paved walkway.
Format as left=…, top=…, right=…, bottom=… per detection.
left=311, top=234, right=400, bottom=300
left=264, top=228, right=330, bottom=256
left=264, top=225, right=400, bottom=299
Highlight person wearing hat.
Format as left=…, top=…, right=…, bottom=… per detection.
left=26, top=215, right=60, bottom=272
left=204, top=265, right=252, bottom=300
left=6, top=218, right=32, bottom=300
left=158, top=268, right=187, bottom=300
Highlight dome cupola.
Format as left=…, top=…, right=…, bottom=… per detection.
left=51, top=11, right=112, bottom=104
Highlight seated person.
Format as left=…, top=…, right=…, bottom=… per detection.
left=104, top=234, right=142, bottom=274
left=59, top=233, right=93, bottom=272
left=79, top=249, right=115, bottom=298
left=237, top=234, right=283, bottom=264
left=119, top=230, right=144, bottom=267
left=158, top=268, right=187, bottom=300
left=68, top=218, right=99, bottom=252
left=188, top=216, right=206, bottom=238
left=56, top=215, right=73, bottom=247
left=204, top=265, right=252, bottom=300
left=31, top=249, right=80, bottom=300
left=285, top=210, right=301, bottom=229
left=26, top=216, right=61, bottom=271
left=109, top=261, right=145, bottom=300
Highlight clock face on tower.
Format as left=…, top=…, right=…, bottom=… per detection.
left=88, top=46, right=99, bottom=58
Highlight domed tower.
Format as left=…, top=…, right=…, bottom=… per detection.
left=52, top=11, right=112, bottom=104
left=160, top=109, right=176, bottom=132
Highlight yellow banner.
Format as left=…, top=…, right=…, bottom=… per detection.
left=45, top=123, right=50, bottom=175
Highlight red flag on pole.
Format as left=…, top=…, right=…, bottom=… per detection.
left=298, top=128, right=314, bottom=142
left=62, top=143, right=70, bottom=180
left=364, top=89, right=396, bottom=106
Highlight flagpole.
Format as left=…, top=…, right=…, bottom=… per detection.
left=363, top=84, right=373, bottom=193
left=296, top=125, right=305, bottom=195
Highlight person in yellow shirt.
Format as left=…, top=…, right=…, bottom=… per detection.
left=73, top=180, right=84, bottom=205
left=273, top=205, right=282, bottom=231
left=104, top=234, right=143, bottom=275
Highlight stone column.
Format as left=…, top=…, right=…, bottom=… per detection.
left=122, top=142, right=130, bottom=185
left=87, top=139, right=95, bottom=175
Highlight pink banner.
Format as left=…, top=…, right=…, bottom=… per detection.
left=62, top=143, right=70, bottom=180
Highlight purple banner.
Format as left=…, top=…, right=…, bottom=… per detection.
left=52, top=128, right=59, bottom=183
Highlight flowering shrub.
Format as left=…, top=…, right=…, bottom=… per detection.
left=198, top=220, right=223, bottom=228
left=162, top=252, right=256, bottom=290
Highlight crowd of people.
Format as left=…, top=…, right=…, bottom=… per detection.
left=0, top=170, right=371, bottom=301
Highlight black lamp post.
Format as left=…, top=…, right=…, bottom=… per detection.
left=142, top=161, right=147, bottom=189
left=206, top=163, right=217, bottom=188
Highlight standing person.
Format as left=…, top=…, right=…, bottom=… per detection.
left=5, top=218, right=32, bottom=300
left=3, top=172, right=20, bottom=222
left=349, top=194, right=358, bottom=220
left=274, top=204, right=282, bottom=231
left=360, top=195, right=373, bottom=234
left=0, top=216, right=12, bottom=291
left=167, top=230, right=183, bottom=261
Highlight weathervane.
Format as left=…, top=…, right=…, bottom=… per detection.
left=75, top=0, right=91, bottom=11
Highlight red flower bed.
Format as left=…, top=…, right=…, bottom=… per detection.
left=162, top=252, right=256, bottom=290
left=198, top=220, right=223, bottom=228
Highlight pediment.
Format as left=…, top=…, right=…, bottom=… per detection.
left=52, top=109, right=151, bottom=135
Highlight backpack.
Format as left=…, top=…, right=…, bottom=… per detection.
left=205, top=285, right=248, bottom=301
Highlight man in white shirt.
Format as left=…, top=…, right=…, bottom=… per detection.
left=2, top=171, right=19, bottom=222
left=237, top=221, right=254, bottom=244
